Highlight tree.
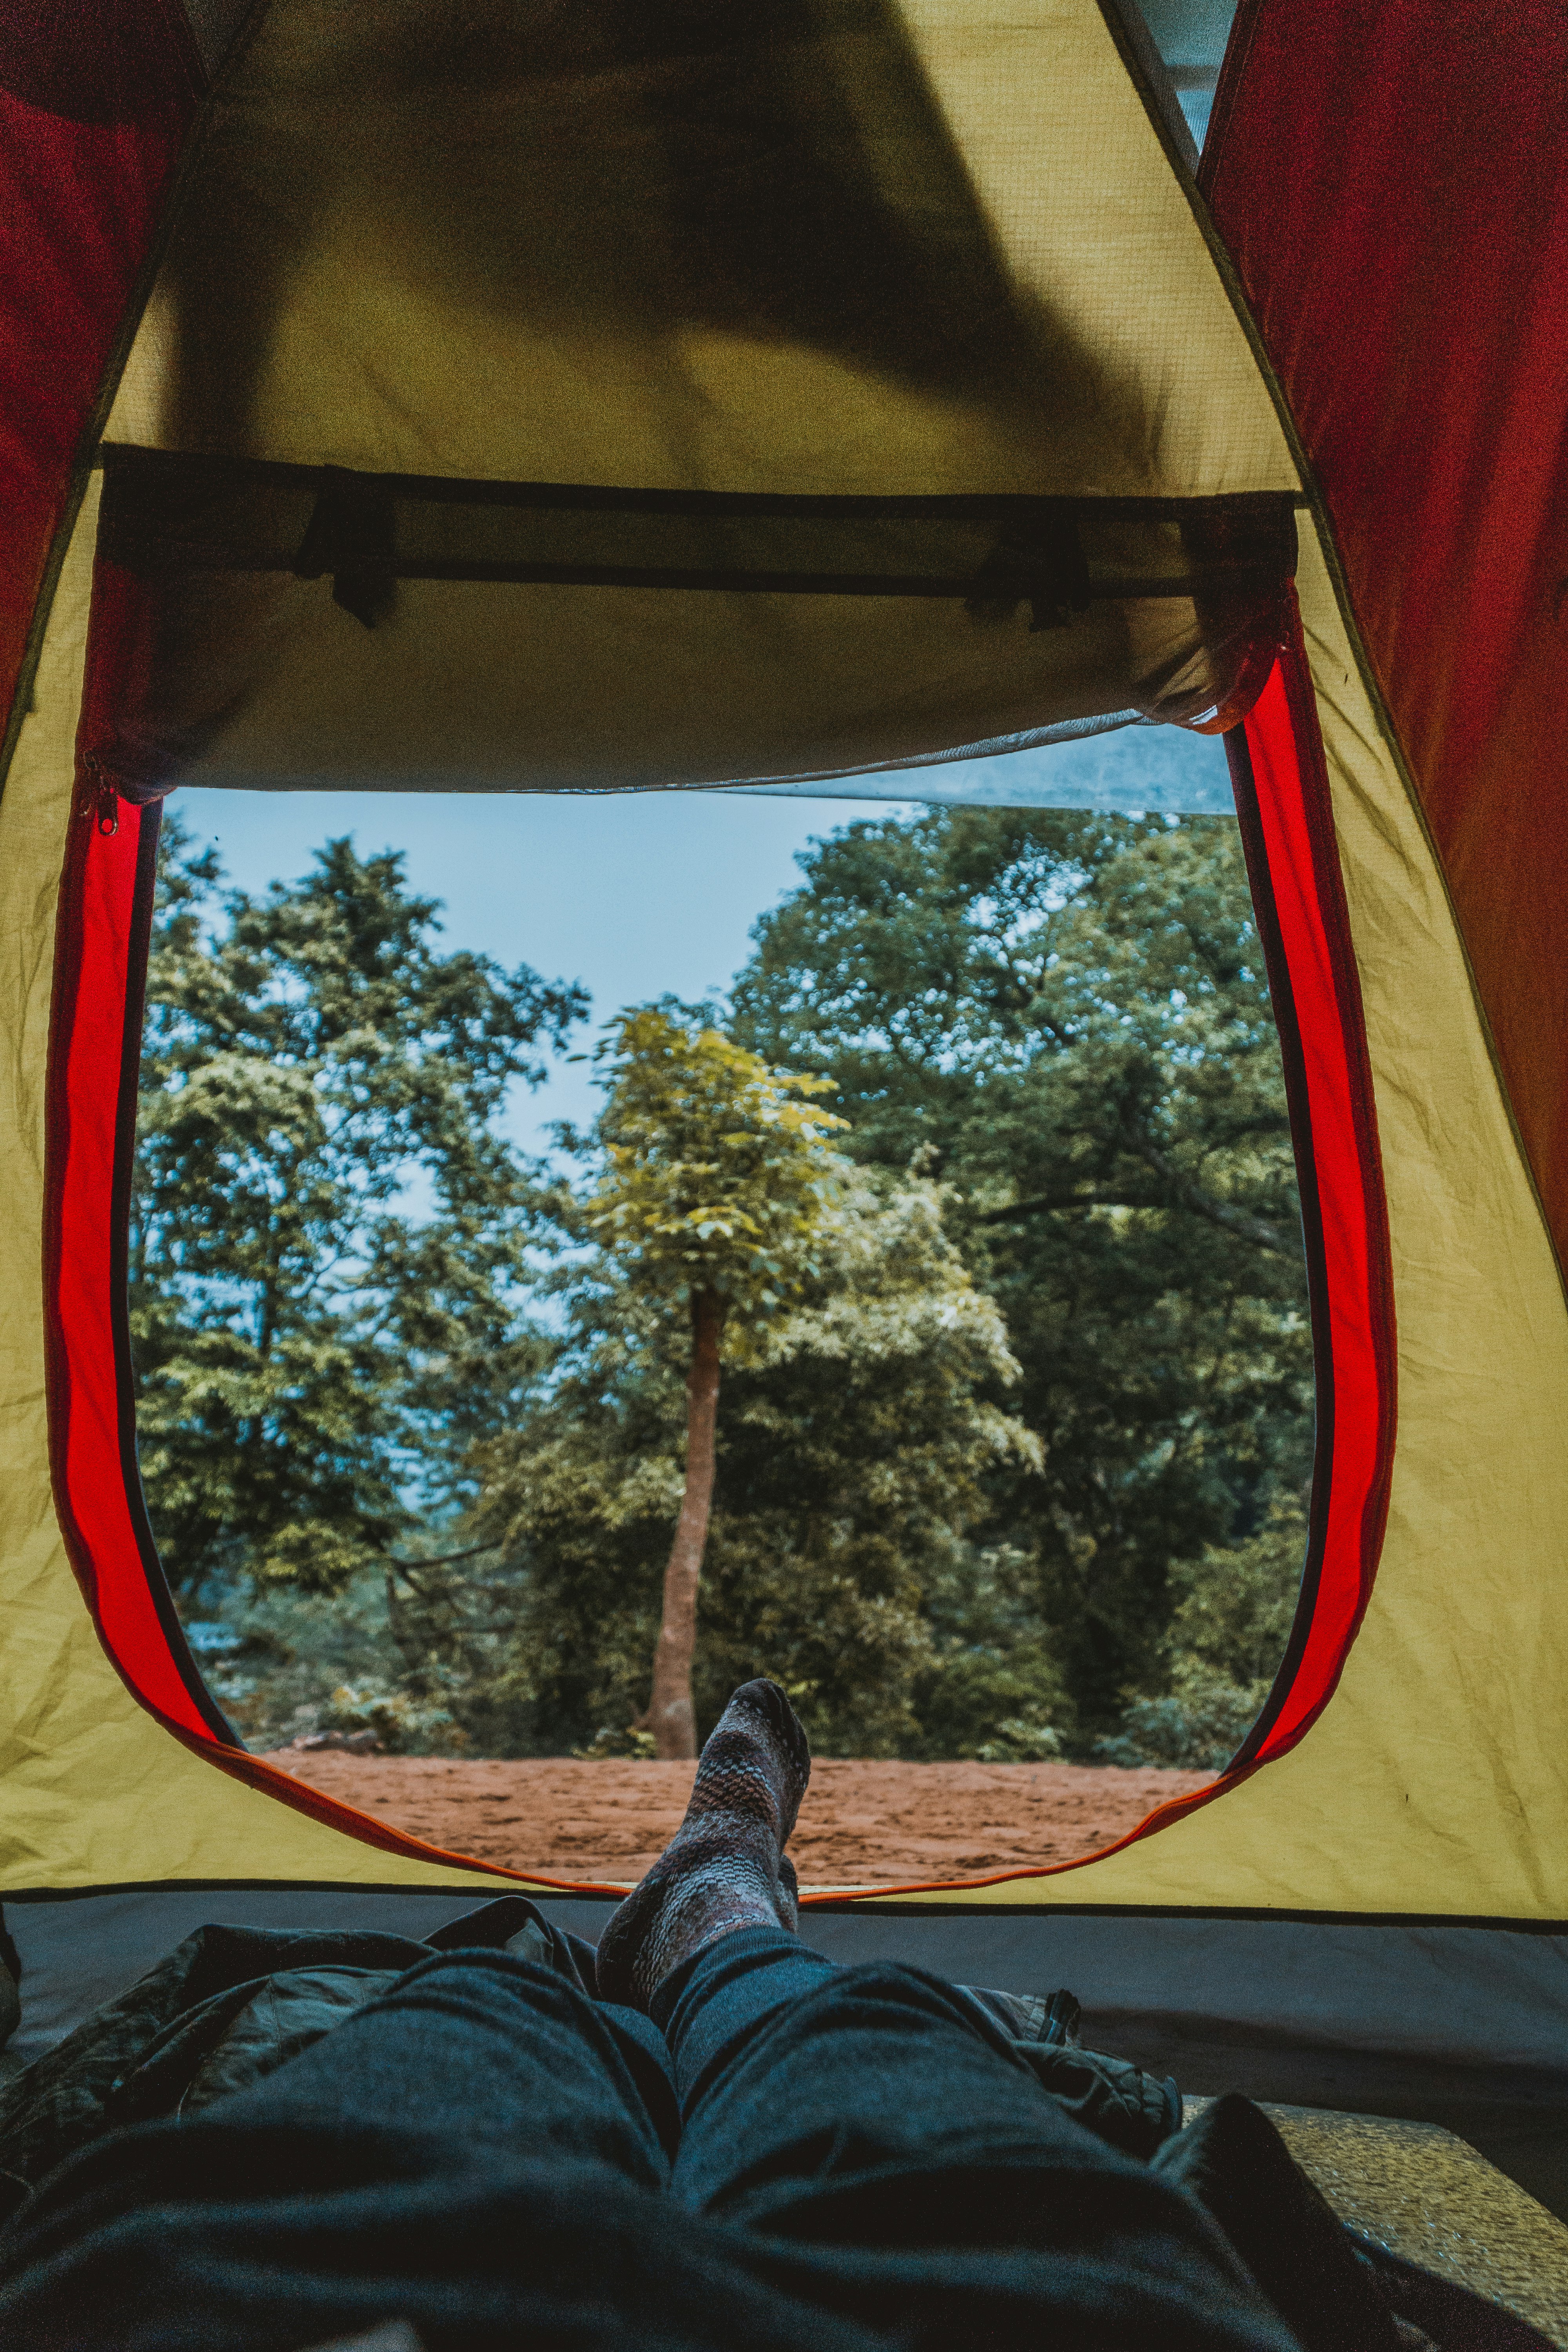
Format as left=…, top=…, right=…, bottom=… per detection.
left=1094, top=1492, right=1307, bottom=1771
left=140, top=802, right=1310, bottom=1766
left=132, top=816, right=586, bottom=1601
left=730, top=808, right=1313, bottom=1737
left=446, top=1158, right=1044, bottom=1757
left=583, top=1007, right=848, bottom=1756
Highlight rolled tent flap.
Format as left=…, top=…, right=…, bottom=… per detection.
left=88, top=456, right=1295, bottom=795
left=0, top=0, right=1564, bottom=2123
left=85, top=0, right=1300, bottom=797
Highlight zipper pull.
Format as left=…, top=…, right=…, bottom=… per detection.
left=81, top=748, right=120, bottom=837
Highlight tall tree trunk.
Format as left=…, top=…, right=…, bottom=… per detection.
left=646, top=1287, right=724, bottom=1759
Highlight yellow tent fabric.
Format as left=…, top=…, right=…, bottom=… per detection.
left=871, top=519, right=1568, bottom=1922
left=0, top=488, right=531, bottom=1898
left=0, top=3, right=1562, bottom=2143
left=89, top=0, right=1298, bottom=798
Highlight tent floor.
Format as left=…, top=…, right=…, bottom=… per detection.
left=1185, top=2101, right=1568, bottom=2346
left=6, top=1884, right=1566, bottom=2334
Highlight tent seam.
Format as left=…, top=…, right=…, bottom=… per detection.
left=0, top=0, right=256, bottom=809
left=1195, top=0, right=1568, bottom=1324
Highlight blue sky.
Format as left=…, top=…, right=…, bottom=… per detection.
left=176, top=785, right=876, bottom=1157
left=164, top=0, right=1240, bottom=1163
left=176, top=720, right=1231, bottom=1161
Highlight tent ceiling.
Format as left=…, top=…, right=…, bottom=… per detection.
left=94, top=0, right=1297, bottom=801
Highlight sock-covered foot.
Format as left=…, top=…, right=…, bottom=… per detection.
left=596, top=1680, right=809, bottom=2009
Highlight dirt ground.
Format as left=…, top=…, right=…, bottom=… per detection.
left=261, top=1753, right=1210, bottom=1887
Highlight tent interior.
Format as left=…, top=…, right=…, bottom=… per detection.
left=0, top=0, right=1564, bottom=2324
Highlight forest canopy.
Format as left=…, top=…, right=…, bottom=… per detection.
left=135, top=805, right=1312, bottom=1771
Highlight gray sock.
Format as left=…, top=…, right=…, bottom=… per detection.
left=595, top=1680, right=810, bottom=2009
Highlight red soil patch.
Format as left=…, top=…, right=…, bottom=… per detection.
left=261, top=1754, right=1210, bottom=1887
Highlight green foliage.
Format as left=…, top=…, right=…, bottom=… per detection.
left=184, top=1569, right=474, bottom=1754
left=909, top=1544, right=1072, bottom=1762
left=146, top=802, right=1311, bottom=1764
left=320, top=1677, right=465, bottom=1754
left=133, top=816, right=584, bottom=1600
left=577, top=1005, right=867, bottom=1753
left=1163, top=1489, right=1308, bottom=1688
left=586, top=1005, right=847, bottom=1319
left=392, top=1163, right=1047, bottom=1756
left=1092, top=1679, right=1258, bottom=1775
left=1094, top=1494, right=1308, bottom=1770
left=730, top=807, right=1312, bottom=1736
left=182, top=1573, right=394, bottom=1748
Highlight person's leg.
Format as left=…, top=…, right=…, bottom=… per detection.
left=597, top=1684, right=1294, bottom=2352
left=664, top=1940, right=1300, bottom=2352
left=1155, top=2096, right=1411, bottom=2352
left=653, top=1922, right=838, bottom=2112
left=595, top=1678, right=809, bottom=2008
left=0, top=1947, right=684, bottom=2351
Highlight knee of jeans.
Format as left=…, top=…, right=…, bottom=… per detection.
left=681, top=1960, right=1002, bottom=2077
left=358, top=1947, right=596, bottom=2027
left=801, top=1962, right=1007, bottom=2029
left=748, top=1962, right=1034, bottom=2077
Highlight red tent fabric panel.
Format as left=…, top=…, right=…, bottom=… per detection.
left=813, top=622, right=1399, bottom=1894
left=1204, top=0, right=1568, bottom=1279
left=0, top=0, right=201, bottom=760
left=0, top=0, right=1407, bottom=1900
left=43, top=789, right=225, bottom=1738
left=40, top=727, right=596, bottom=1879
left=40, top=607, right=1398, bottom=1895
left=1225, top=636, right=1395, bottom=1770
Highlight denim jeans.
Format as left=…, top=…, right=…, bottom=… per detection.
left=0, top=1924, right=1294, bottom=2352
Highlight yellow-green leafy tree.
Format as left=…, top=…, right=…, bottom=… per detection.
left=587, top=1007, right=846, bottom=1757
